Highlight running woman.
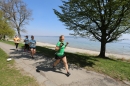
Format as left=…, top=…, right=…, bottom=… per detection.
left=53, top=35, right=70, bottom=76
left=13, top=35, right=20, bottom=51
left=24, top=35, right=29, bottom=51
left=29, top=35, right=36, bottom=59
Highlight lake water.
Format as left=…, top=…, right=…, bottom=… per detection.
left=22, top=36, right=130, bottom=55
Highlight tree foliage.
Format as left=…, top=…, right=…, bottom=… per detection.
left=0, top=0, right=32, bottom=38
left=54, top=0, right=130, bottom=57
left=0, top=11, right=15, bottom=39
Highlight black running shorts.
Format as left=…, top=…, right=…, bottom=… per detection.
left=55, top=54, right=66, bottom=59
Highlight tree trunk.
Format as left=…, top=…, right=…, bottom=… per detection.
left=99, top=39, right=106, bottom=58
left=17, top=28, right=21, bottom=38
left=4, top=35, right=5, bottom=40
left=0, top=34, right=2, bottom=40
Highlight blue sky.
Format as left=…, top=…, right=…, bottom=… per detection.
left=21, top=0, right=130, bottom=39
left=21, top=0, right=72, bottom=36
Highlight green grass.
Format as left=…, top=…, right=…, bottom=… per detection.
left=85, top=57, right=130, bottom=81
left=0, top=40, right=24, bottom=48
left=0, top=45, right=39, bottom=86
left=1, top=40, right=130, bottom=81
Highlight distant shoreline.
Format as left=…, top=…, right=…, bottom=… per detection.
left=36, top=41, right=130, bottom=60
left=19, top=38, right=130, bottom=60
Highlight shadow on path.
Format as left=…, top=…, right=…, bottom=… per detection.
left=9, top=46, right=97, bottom=76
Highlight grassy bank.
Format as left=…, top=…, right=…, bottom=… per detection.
left=0, top=40, right=24, bottom=47
left=0, top=48, right=39, bottom=86
left=1, top=40, right=130, bottom=82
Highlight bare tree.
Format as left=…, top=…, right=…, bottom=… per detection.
left=0, top=0, right=32, bottom=38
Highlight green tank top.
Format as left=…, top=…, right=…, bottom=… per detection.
left=56, top=41, right=66, bottom=56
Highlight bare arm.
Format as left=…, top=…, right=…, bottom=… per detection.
left=55, top=43, right=63, bottom=51
left=28, top=42, right=31, bottom=46
left=65, top=42, right=69, bottom=48
left=17, top=38, right=20, bottom=42
left=55, top=46, right=59, bottom=51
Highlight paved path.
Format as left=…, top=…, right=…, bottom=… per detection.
left=0, top=42, right=129, bottom=86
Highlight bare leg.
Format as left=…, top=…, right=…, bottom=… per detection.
left=62, top=56, right=69, bottom=72
left=62, top=56, right=70, bottom=76
left=53, top=59, right=61, bottom=67
left=33, top=49, right=36, bottom=54
left=30, top=48, right=33, bottom=57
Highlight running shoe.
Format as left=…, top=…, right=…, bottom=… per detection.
left=66, top=72, right=71, bottom=76
left=31, top=56, right=34, bottom=59
left=36, top=69, right=40, bottom=72
left=52, top=66, right=56, bottom=71
left=53, top=66, right=56, bottom=68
